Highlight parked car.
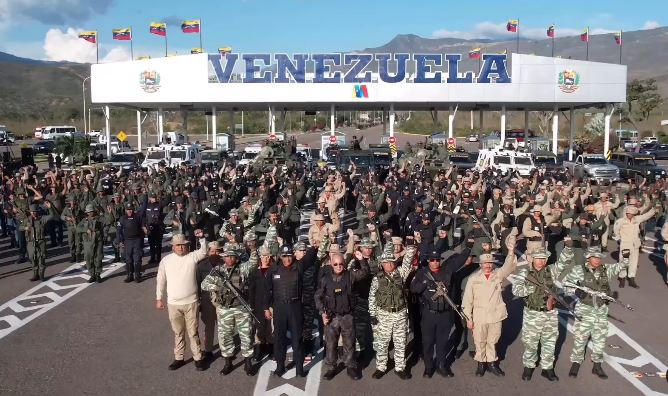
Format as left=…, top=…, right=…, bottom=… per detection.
left=108, top=151, right=145, bottom=170
left=641, top=136, right=659, bottom=144
left=641, top=143, right=668, bottom=160
left=563, top=154, right=620, bottom=183
left=467, top=134, right=479, bottom=142
left=609, top=152, right=666, bottom=181
left=32, top=140, right=56, bottom=154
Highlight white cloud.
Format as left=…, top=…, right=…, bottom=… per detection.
left=0, top=0, right=113, bottom=25
left=642, top=20, right=661, bottom=30
left=43, top=27, right=131, bottom=63
left=432, top=21, right=626, bottom=41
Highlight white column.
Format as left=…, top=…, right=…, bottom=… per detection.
left=479, top=110, right=484, bottom=131
left=330, top=104, right=336, bottom=136
left=389, top=104, right=395, bottom=138
left=552, top=105, right=559, bottom=155
left=382, top=110, right=387, bottom=135
left=500, top=105, right=506, bottom=143
left=448, top=106, right=454, bottom=138
left=524, top=110, right=530, bottom=141
left=183, top=111, right=189, bottom=142
left=470, top=110, right=474, bottom=131
left=228, top=111, right=234, bottom=137
left=604, top=104, right=612, bottom=156
left=158, top=108, right=164, bottom=145
left=270, top=106, right=276, bottom=134
left=212, top=107, right=217, bottom=149
left=136, top=110, right=142, bottom=153
left=569, top=107, right=575, bottom=161
left=104, top=105, right=111, bottom=157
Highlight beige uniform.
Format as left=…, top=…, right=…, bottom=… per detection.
left=613, top=207, right=655, bottom=278
left=593, top=198, right=621, bottom=249
left=462, top=253, right=518, bottom=363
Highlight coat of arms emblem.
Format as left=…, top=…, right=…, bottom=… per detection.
left=558, top=69, right=580, bottom=93
left=139, top=70, right=161, bottom=93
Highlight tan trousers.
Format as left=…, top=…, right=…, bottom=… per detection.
left=473, top=321, right=502, bottom=363
left=199, top=298, right=217, bottom=353
left=168, top=302, right=203, bottom=361
left=618, top=242, right=640, bottom=278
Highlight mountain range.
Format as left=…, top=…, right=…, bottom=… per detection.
left=1, top=26, right=666, bottom=129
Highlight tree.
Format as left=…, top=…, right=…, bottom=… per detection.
left=55, top=136, right=91, bottom=165
left=584, top=113, right=605, bottom=136
left=623, top=78, right=664, bottom=128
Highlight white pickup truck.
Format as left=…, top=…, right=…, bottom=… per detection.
left=563, top=154, right=620, bottom=183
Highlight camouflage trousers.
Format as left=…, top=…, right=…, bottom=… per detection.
left=83, top=242, right=103, bottom=277
left=521, top=308, right=558, bottom=369
left=216, top=306, right=253, bottom=358
left=302, top=288, right=316, bottom=342
left=373, top=308, right=408, bottom=372
left=570, top=302, right=609, bottom=364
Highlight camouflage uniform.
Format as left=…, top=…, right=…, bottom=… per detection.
left=511, top=249, right=559, bottom=371
left=77, top=205, right=105, bottom=280
left=200, top=247, right=258, bottom=359
left=60, top=200, right=83, bottom=262
left=368, top=246, right=416, bottom=374
left=555, top=247, right=628, bottom=366
left=23, top=204, right=58, bottom=280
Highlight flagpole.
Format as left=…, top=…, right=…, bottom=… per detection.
left=199, top=19, right=203, bottom=51
left=586, top=26, right=589, bottom=61
left=551, top=23, right=555, bottom=57
left=516, top=19, right=520, bottom=54
left=130, top=26, right=134, bottom=60
left=96, top=32, right=99, bottom=64
left=619, top=30, right=623, bottom=64
left=165, top=23, right=168, bottom=57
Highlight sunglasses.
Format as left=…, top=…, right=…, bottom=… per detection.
left=331, top=263, right=344, bottom=267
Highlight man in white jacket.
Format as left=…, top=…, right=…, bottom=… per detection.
left=156, top=229, right=208, bottom=371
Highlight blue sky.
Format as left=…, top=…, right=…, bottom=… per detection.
left=0, top=0, right=664, bottom=62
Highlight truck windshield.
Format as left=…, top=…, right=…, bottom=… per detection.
left=171, top=151, right=187, bottom=160
left=634, top=158, right=657, bottom=166
left=147, top=151, right=166, bottom=160
left=514, top=157, right=532, bottom=165
left=110, top=154, right=137, bottom=162
left=344, top=156, right=372, bottom=166
left=583, top=157, right=608, bottom=164
left=496, top=156, right=511, bottom=164
left=201, top=152, right=219, bottom=160
left=534, top=156, right=556, bottom=165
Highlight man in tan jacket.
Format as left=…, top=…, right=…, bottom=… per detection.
left=613, top=204, right=656, bottom=288
left=463, top=230, right=518, bottom=377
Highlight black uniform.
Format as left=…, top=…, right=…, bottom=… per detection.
left=116, top=213, right=144, bottom=278
left=410, top=248, right=470, bottom=373
left=315, top=260, right=370, bottom=371
left=143, top=201, right=163, bottom=263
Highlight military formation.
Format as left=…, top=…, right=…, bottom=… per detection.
left=0, top=142, right=665, bottom=384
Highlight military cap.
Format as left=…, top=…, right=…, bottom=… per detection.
left=268, top=205, right=279, bottom=214
left=293, top=241, right=307, bottom=251
left=208, top=241, right=221, bottom=250
left=243, top=230, right=257, bottom=242
left=403, top=185, right=410, bottom=192
left=577, top=213, right=589, bottom=221
left=531, top=205, right=543, bottom=213
left=478, top=253, right=495, bottom=264
left=221, top=245, right=239, bottom=257
left=132, top=183, right=141, bottom=190
left=359, top=237, right=376, bottom=248
left=626, top=206, right=639, bottom=215
left=329, top=244, right=341, bottom=254
left=474, top=203, right=484, bottom=210
left=240, top=196, right=249, bottom=203
left=229, top=208, right=239, bottom=216
left=124, top=202, right=134, bottom=210
left=148, top=192, right=157, bottom=199
left=317, top=196, right=327, bottom=204
left=584, top=247, right=605, bottom=259
left=531, top=248, right=550, bottom=259
left=380, top=252, right=396, bottom=264
left=421, top=213, right=431, bottom=220
left=174, top=196, right=186, bottom=204
left=66, top=196, right=76, bottom=202
left=428, top=250, right=442, bottom=261
left=16, top=187, right=26, bottom=196
left=84, top=204, right=96, bottom=213
left=29, top=203, right=40, bottom=212
left=462, top=192, right=471, bottom=198
left=170, top=233, right=188, bottom=245
left=556, top=181, right=564, bottom=186
left=279, top=244, right=293, bottom=256
left=112, top=193, right=120, bottom=199
left=96, top=185, right=105, bottom=193
left=416, top=202, right=423, bottom=208
left=391, top=236, right=403, bottom=245
left=312, top=214, right=325, bottom=221
left=258, top=245, right=272, bottom=256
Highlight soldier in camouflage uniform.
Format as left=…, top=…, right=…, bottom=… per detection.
left=60, top=197, right=83, bottom=262
left=78, top=204, right=105, bottom=283
left=368, top=242, right=417, bottom=380
left=555, top=246, right=630, bottom=380
left=201, top=245, right=258, bottom=376
left=103, top=202, right=120, bottom=262
left=23, top=202, right=58, bottom=281
left=511, top=248, right=560, bottom=382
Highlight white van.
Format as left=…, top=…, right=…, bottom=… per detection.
left=41, top=126, right=78, bottom=140
left=169, top=144, right=201, bottom=167
left=239, top=144, right=262, bottom=166
left=142, top=146, right=169, bottom=169
left=475, top=148, right=536, bottom=176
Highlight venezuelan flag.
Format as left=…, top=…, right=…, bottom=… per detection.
left=78, top=31, right=97, bottom=43
left=580, top=28, right=589, bottom=42
left=614, top=31, right=622, bottom=45
left=547, top=25, right=555, bottom=38
left=150, top=22, right=167, bottom=36
left=507, top=19, right=518, bottom=32
left=218, top=47, right=232, bottom=56
left=191, top=48, right=203, bottom=54
left=468, top=48, right=481, bottom=59
left=112, top=28, right=132, bottom=41
left=181, top=20, right=200, bottom=33
left=497, top=49, right=507, bottom=55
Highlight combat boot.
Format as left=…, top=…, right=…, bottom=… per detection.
left=252, top=345, right=262, bottom=362
left=347, top=367, right=361, bottom=380
left=522, top=367, right=534, bottom=381
left=273, top=365, right=286, bottom=377
left=568, top=362, right=580, bottom=378
left=437, top=365, right=454, bottom=378
left=244, top=358, right=255, bottom=376
left=628, top=278, right=639, bottom=289
left=475, top=362, right=486, bottom=377
left=488, top=361, right=505, bottom=376
left=618, top=277, right=625, bottom=288
left=87, top=275, right=96, bottom=283
left=541, top=369, right=559, bottom=381
left=96, top=275, right=103, bottom=283
left=592, top=363, right=608, bottom=379
left=372, top=369, right=385, bottom=379
left=124, top=273, right=134, bottom=283
left=29, top=272, right=40, bottom=282
left=395, top=370, right=411, bottom=380
left=38, top=269, right=46, bottom=282
left=135, top=273, right=142, bottom=283
left=70, top=254, right=77, bottom=263
left=323, top=367, right=337, bottom=380
left=220, top=357, right=233, bottom=375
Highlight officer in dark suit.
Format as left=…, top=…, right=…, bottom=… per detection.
left=315, top=251, right=370, bottom=381
left=116, top=203, right=144, bottom=283
left=263, top=245, right=310, bottom=378
left=410, top=247, right=472, bottom=378
left=143, top=192, right=164, bottom=264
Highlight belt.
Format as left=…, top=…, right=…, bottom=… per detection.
left=427, top=309, right=449, bottom=314
left=528, top=237, right=542, bottom=242
left=381, top=307, right=404, bottom=313
left=528, top=307, right=551, bottom=312
left=276, top=298, right=301, bottom=304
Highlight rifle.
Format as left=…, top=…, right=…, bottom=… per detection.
left=425, top=271, right=470, bottom=322
left=562, top=281, right=634, bottom=311
left=516, top=274, right=580, bottom=320
left=210, top=266, right=260, bottom=323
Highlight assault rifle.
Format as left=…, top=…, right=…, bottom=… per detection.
left=426, top=271, right=470, bottom=322
left=562, top=281, right=634, bottom=311
left=516, top=274, right=580, bottom=320
left=210, top=266, right=260, bottom=323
